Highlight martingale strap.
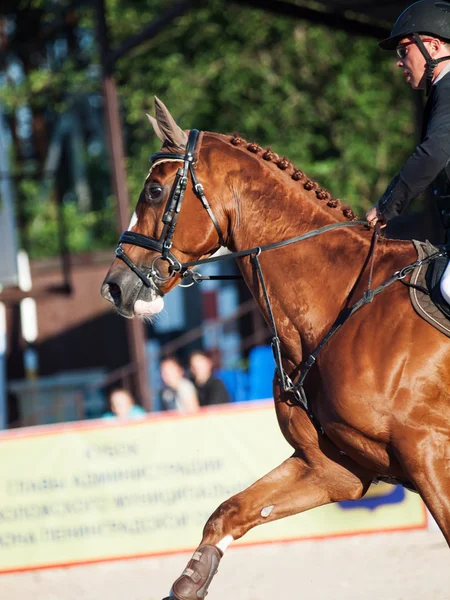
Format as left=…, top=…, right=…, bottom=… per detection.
left=179, top=226, right=446, bottom=434
left=114, top=126, right=447, bottom=435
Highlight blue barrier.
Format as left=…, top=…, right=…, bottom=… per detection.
left=216, top=369, right=249, bottom=403
left=248, top=345, right=274, bottom=400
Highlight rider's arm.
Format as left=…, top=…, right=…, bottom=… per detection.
left=377, top=81, right=450, bottom=221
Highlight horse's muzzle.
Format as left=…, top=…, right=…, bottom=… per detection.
left=101, top=263, right=166, bottom=319
left=101, top=265, right=143, bottom=317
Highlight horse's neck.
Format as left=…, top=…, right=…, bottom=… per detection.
left=227, top=162, right=368, bottom=362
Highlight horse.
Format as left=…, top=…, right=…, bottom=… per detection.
left=101, top=97, right=450, bottom=600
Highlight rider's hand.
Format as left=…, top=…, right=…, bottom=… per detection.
left=366, top=204, right=387, bottom=229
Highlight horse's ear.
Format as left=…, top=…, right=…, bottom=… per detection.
left=146, top=113, right=165, bottom=143
left=153, top=96, right=188, bottom=151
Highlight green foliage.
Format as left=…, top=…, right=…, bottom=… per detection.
left=17, top=179, right=116, bottom=257
left=115, top=0, right=414, bottom=215
left=1, top=0, right=415, bottom=257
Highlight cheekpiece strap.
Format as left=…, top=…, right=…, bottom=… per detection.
left=411, top=33, right=449, bottom=96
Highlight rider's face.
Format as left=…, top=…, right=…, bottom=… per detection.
left=396, top=36, right=429, bottom=90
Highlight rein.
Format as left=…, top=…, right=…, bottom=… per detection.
left=114, top=129, right=446, bottom=435
left=179, top=224, right=445, bottom=434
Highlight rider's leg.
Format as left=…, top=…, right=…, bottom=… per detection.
left=169, top=442, right=373, bottom=600
left=440, top=260, right=450, bottom=303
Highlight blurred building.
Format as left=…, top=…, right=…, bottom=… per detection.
left=0, top=0, right=436, bottom=428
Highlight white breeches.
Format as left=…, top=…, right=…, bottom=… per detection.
left=440, top=260, right=450, bottom=304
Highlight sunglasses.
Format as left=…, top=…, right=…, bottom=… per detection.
left=396, top=38, right=441, bottom=59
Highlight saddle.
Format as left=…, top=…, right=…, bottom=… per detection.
left=409, top=240, right=450, bottom=337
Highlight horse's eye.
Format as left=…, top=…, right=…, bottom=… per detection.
left=147, top=184, right=163, bottom=202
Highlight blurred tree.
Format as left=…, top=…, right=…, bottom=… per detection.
left=0, top=0, right=415, bottom=257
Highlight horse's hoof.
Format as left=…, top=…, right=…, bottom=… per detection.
left=171, top=545, right=223, bottom=600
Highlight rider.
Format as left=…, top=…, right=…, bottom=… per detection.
left=365, top=0, right=450, bottom=301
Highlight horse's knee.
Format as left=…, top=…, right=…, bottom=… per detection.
left=202, top=498, right=243, bottom=541
left=344, top=481, right=367, bottom=501
left=328, top=476, right=369, bottom=503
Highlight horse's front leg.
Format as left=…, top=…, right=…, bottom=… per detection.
left=166, top=440, right=373, bottom=600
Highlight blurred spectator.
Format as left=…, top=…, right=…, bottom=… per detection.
left=189, top=350, right=230, bottom=407
left=160, top=355, right=199, bottom=413
left=103, top=388, right=147, bottom=420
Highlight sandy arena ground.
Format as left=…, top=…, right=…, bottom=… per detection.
left=1, top=529, right=449, bottom=600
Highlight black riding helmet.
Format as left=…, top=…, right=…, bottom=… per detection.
left=379, top=0, right=450, bottom=94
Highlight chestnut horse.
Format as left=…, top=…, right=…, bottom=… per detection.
left=101, top=98, right=450, bottom=600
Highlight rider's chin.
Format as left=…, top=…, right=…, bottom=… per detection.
left=134, top=296, right=165, bottom=320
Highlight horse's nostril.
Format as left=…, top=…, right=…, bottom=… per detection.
left=101, top=280, right=122, bottom=305
left=108, top=282, right=122, bottom=303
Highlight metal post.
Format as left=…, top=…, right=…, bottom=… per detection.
left=0, top=102, right=20, bottom=429
left=95, top=0, right=151, bottom=410
left=0, top=303, right=6, bottom=429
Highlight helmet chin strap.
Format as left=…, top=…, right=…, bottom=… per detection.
left=413, top=33, right=450, bottom=95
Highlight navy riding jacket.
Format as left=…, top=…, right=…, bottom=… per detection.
left=378, top=71, right=450, bottom=224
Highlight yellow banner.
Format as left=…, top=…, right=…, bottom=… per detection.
left=0, top=403, right=426, bottom=573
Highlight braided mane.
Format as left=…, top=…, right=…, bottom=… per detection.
left=228, top=135, right=358, bottom=222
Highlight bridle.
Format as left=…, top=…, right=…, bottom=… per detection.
left=116, top=129, right=225, bottom=288
left=113, top=128, right=444, bottom=435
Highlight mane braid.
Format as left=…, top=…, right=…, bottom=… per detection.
left=229, top=135, right=358, bottom=221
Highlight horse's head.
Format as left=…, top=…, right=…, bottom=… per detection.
left=101, top=97, right=230, bottom=319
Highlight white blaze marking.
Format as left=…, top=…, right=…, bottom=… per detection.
left=261, top=505, right=274, bottom=518
left=215, top=535, right=233, bottom=553
left=128, top=212, right=138, bottom=230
